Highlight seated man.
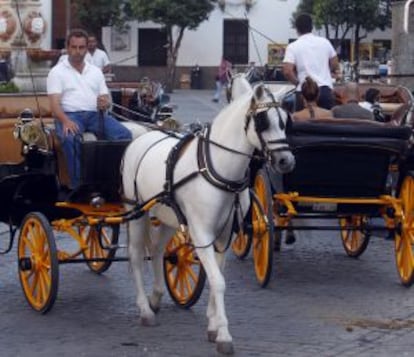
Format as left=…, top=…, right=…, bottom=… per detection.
left=332, top=82, right=374, bottom=120
left=47, top=28, right=132, bottom=189
left=293, top=76, right=333, bottom=120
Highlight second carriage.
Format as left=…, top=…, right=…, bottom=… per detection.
left=232, top=82, right=414, bottom=288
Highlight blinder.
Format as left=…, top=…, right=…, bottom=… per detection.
left=245, top=99, right=291, bottom=162
left=254, top=110, right=270, bottom=132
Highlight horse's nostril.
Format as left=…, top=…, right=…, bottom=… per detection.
left=279, top=158, right=287, bottom=167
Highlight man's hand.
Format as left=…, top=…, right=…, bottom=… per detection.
left=62, top=118, right=79, bottom=137
left=97, top=94, right=110, bottom=111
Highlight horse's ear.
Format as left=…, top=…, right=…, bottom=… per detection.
left=253, top=84, right=264, bottom=101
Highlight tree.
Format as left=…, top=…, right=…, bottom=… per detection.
left=72, top=0, right=130, bottom=47
left=293, top=0, right=392, bottom=64
left=129, top=0, right=216, bottom=92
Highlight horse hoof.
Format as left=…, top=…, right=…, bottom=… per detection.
left=207, top=330, right=217, bottom=343
left=216, top=341, right=234, bottom=355
left=149, top=302, right=160, bottom=314
left=140, top=316, right=159, bottom=327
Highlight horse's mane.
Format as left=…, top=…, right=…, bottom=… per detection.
left=213, top=90, right=252, bottom=122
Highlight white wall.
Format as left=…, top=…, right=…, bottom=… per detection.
left=102, top=0, right=391, bottom=67
left=103, top=0, right=300, bottom=67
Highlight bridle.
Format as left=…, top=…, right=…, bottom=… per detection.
left=244, top=87, right=291, bottom=163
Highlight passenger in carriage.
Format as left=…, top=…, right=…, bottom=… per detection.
left=292, top=76, right=333, bottom=120
left=359, top=88, right=387, bottom=122
left=47, top=28, right=132, bottom=189
left=332, top=82, right=374, bottom=120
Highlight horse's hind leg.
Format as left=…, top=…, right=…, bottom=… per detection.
left=148, top=224, right=175, bottom=312
left=128, top=216, right=157, bottom=326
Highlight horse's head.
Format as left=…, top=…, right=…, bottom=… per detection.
left=226, top=72, right=252, bottom=103
left=244, top=83, right=295, bottom=174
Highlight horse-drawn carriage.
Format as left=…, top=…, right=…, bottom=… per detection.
left=231, top=78, right=414, bottom=289
left=0, top=99, right=205, bottom=314
left=0, top=84, right=295, bottom=354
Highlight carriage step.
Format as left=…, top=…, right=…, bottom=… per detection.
left=58, top=256, right=153, bottom=264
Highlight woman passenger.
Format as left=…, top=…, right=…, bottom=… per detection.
left=293, top=76, right=333, bottom=120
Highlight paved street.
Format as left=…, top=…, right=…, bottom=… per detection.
left=1, top=89, right=414, bottom=357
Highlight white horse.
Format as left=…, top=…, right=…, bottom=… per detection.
left=122, top=83, right=295, bottom=354
left=227, top=72, right=253, bottom=102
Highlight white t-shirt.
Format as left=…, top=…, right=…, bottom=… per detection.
left=283, top=33, right=337, bottom=90
left=47, top=57, right=109, bottom=112
left=89, top=48, right=110, bottom=70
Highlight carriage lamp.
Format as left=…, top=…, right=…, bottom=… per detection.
left=13, top=108, right=46, bottom=148
left=90, top=192, right=105, bottom=208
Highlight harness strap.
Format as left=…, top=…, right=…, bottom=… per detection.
left=197, top=125, right=250, bottom=192
left=163, top=133, right=197, bottom=225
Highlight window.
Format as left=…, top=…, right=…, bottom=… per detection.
left=138, top=28, right=167, bottom=66
left=223, top=19, right=248, bottom=64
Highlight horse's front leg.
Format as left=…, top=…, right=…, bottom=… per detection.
left=206, top=251, right=227, bottom=342
left=192, top=229, right=233, bottom=355
left=128, top=216, right=157, bottom=326
left=148, top=223, right=175, bottom=312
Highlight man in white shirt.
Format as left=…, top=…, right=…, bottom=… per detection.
left=47, top=28, right=131, bottom=188
left=88, top=34, right=111, bottom=74
left=282, top=13, right=340, bottom=111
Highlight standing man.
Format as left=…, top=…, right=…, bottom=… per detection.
left=47, top=28, right=131, bottom=189
left=282, top=13, right=340, bottom=110
left=88, top=34, right=111, bottom=74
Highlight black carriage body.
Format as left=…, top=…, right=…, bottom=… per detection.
left=78, top=139, right=131, bottom=202
left=0, top=152, right=59, bottom=226
left=280, top=120, right=412, bottom=215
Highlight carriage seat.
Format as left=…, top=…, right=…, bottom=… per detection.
left=288, top=118, right=411, bottom=151
left=285, top=118, right=412, bottom=199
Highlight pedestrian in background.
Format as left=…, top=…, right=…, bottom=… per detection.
left=212, top=57, right=232, bottom=103
left=88, top=34, right=111, bottom=74
left=282, top=13, right=340, bottom=111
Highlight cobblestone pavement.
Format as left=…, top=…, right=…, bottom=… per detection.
left=1, top=90, right=414, bottom=356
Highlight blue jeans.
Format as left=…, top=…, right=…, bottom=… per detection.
left=213, top=80, right=225, bottom=101
left=55, top=111, right=132, bottom=188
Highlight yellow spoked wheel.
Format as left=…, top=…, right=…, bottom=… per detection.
left=18, top=212, right=59, bottom=314
left=164, top=233, right=206, bottom=309
left=81, top=224, right=119, bottom=274
left=339, top=216, right=371, bottom=258
left=395, top=175, right=414, bottom=286
left=251, top=168, right=274, bottom=288
left=231, top=207, right=252, bottom=259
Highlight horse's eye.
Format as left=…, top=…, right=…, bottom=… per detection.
left=254, top=111, right=269, bottom=132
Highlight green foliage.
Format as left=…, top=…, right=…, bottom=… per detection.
left=129, top=0, right=215, bottom=30
left=128, top=0, right=217, bottom=91
left=293, top=0, right=392, bottom=33
left=72, top=0, right=130, bottom=40
left=0, top=82, right=19, bottom=93
left=293, top=0, right=393, bottom=61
